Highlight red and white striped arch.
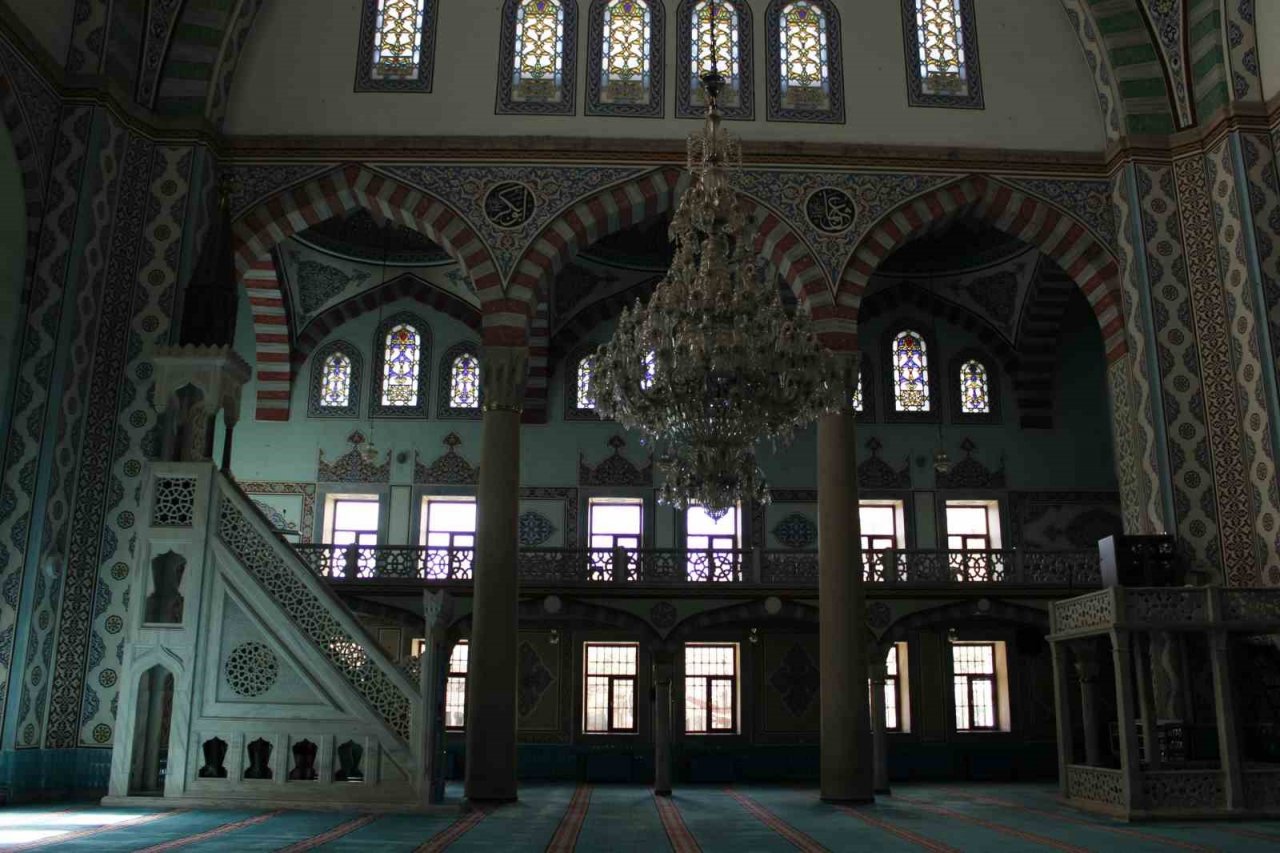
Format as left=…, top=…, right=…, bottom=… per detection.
left=231, top=164, right=501, bottom=421
left=512, top=171, right=838, bottom=418
left=836, top=175, right=1128, bottom=362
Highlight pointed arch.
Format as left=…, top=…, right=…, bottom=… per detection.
left=231, top=164, right=499, bottom=421
left=0, top=51, right=57, bottom=286
left=836, top=175, right=1127, bottom=364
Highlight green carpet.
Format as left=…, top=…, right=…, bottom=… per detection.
left=2, top=784, right=1278, bottom=851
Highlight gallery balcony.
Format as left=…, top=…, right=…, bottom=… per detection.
left=293, top=544, right=1101, bottom=598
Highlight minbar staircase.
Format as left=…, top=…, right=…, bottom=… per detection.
left=103, top=462, right=435, bottom=809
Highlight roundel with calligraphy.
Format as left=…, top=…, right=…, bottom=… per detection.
left=484, top=182, right=539, bottom=230
left=804, top=187, right=857, bottom=235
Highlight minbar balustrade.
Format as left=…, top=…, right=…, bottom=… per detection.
left=291, top=544, right=1100, bottom=588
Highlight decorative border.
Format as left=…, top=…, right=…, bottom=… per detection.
left=240, top=481, right=319, bottom=543
left=354, top=0, right=439, bottom=93
left=675, top=0, right=755, bottom=121
left=764, top=0, right=845, bottom=124
left=900, top=0, right=985, bottom=110
left=948, top=348, right=1000, bottom=425
left=585, top=0, right=667, bottom=118
left=370, top=311, right=432, bottom=418
left=495, top=0, right=579, bottom=116
left=437, top=341, right=483, bottom=419
left=881, top=322, right=942, bottom=424
left=308, top=340, right=364, bottom=419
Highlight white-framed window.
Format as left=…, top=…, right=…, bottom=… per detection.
left=684, top=643, right=738, bottom=734
left=860, top=500, right=906, bottom=550
left=945, top=500, right=1001, bottom=550
left=324, top=495, right=380, bottom=550
left=869, top=642, right=910, bottom=733
left=685, top=505, right=741, bottom=582
left=588, top=497, right=643, bottom=580
left=445, top=641, right=468, bottom=730
left=583, top=642, right=639, bottom=733
left=420, top=496, right=476, bottom=579
left=951, top=641, right=1009, bottom=732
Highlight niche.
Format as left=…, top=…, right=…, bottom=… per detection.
left=198, top=737, right=228, bottom=778
left=128, top=665, right=175, bottom=795
left=289, top=739, right=319, bottom=781
left=245, top=738, right=274, bottom=780
left=335, top=739, right=365, bottom=782
left=145, top=552, right=186, bottom=625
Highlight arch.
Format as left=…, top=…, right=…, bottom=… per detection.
left=666, top=599, right=819, bottom=647
left=837, top=176, right=1127, bottom=364
left=877, top=599, right=1049, bottom=647
left=0, top=59, right=50, bottom=288
left=231, top=164, right=500, bottom=421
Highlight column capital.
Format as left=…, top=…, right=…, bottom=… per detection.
left=481, top=345, right=529, bottom=413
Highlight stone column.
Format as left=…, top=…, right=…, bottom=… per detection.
left=817, top=354, right=872, bottom=802
left=1111, top=628, right=1142, bottom=812
left=420, top=590, right=453, bottom=806
left=1133, top=634, right=1161, bottom=770
left=1049, top=641, right=1075, bottom=794
left=1208, top=590, right=1244, bottom=809
left=868, top=655, right=890, bottom=794
left=464, top=346, right=527, bottom=803
left=653, top=658, right=673, bottom=796
left=1073, top=643, right=1102, bottom=767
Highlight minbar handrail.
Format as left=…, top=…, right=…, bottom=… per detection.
left=290, top=544, right=1101, bottom=588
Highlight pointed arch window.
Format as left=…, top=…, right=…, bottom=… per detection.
left=677, top=0, right=754, bottom=120
left=498, top=0, right=579, bottom=114
left=766, top=0, right=844, bottom=123
left=959, top=359, right=989, bottom=414
left=440, top=344, right=482, bottom=418
left=892, top=330, right=931, bottom=413
left=309, top=341, right=363, bottom=418
left=852, top=369, right=864, bottom=413
left=587, top=0, right=666, bottom=117
left=902, top=0, right=983, bottom=109
left=356, top=0, right=438, bottom=92
left=568, top=351, right=605, bottom=420
left=372, top=314, right=431, bottom=418
left=578, top=356, right=597, bottom=410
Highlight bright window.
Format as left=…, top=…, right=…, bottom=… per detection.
left=684, top=644, right=738, bottom=733
left=320, top=353, right=353, bottom=408
left=945, top=501, right=1000, bottom=550
left=445, top=641, right=468, bottom=730
left=449, top=352, right=481, bottom=409
left=885, top=643, right=904, bottom=731
left=584, top=642, right=639, bottom=733
left=326, top=497, right=379, bottom=547
left=851, top=368, right=863, bottom=412
left=601, top=0, right=653, bottom=104
left=372, top=0, right=427, bottom=80
left=860, top=501, right=905, bottom=550
left=686, top=505, right=741, bottom=582
left=421, top=497, right=475, bottom=579
left=588, top=498, right=642, bottom=581
left=892, top=330, right=930, bottom=412
left=915, top=0, right=968, bottom=96
left=959, top=359, right=990, bottom=414
left=576, top=356, right=597, bottom=409
left=690, top=1, right=742, bottom=106
left=952, top=642, right=998, bottom=731
left=381, top=323, right=423, bottom=407
left=778, top=1, right=829, bottom=110
left=513, top=0, right=566, bottom=102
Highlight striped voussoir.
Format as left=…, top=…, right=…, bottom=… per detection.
left=525, top=301, right=551, bottom=423
left=231, top=165, right=500, bottom=421
left=0, top=64, right=48, bottom=285
left=838, top=176, right=1127, bottom=364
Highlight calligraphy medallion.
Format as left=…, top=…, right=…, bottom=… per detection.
left=484, top=181, right=539, bottom=229
left=804, top=187, right=857, bottom=235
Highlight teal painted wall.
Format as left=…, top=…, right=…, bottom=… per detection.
left=222, top=287, right=1118, bottom=548
left=0, top=117, right=26, bottom=444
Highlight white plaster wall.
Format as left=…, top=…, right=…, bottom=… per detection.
left=225, top=0, right=1106, bottom=151
left=3, top=0, right=76, bottom=66
left=1260, top=0, right=1280, bottom=101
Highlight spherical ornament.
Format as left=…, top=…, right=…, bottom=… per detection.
left=542, top=595, right=562, bottom=614
left=763, top=596, right=783, bottom=615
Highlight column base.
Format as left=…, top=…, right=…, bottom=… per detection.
left=820, top=795, right=876, bottom=805
left=465, top=795, right=518, bottom=807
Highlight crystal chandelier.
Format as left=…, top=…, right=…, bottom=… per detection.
left=590, top=39, right=840, bottom=517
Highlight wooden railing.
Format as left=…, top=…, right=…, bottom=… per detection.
left=292, top=544, right=1101, bottom=588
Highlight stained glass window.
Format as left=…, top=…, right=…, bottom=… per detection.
left=959, top=359, right=989, bottom=414
left=915, top=0, right=967, bottom=96
left=778, top=1, right=829, bottom=110
left=372, top=0, right=427, bottom=80
left=450, top=353, right=481, bottom=409
left=601, top=0, right=652, bottom=104
left=892, top=330, right=930, bottom=412
left=320, top=353, right=353, bottom=408
left=852, top=369, right=863, bottom=412
left=381, top=323, right=422, bottom=407
left=577, top=356, right=597, bottom=410
left=513, top=0, right=565, bottom=102
left=690, top=1, right=741, bottom=107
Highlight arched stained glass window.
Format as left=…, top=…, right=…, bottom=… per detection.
left=450, top=353, right=481, bottom=409
left=357, top=0, right=437, bottom=92
left=778, top=1, right=829, bottom=111
left=382, top=323, right=422, bottom=407
left=959, top=359, right=989, bottom=414
left=513, top=0, right=566, bottom=103
left=602, top=0, right=652, bottom=104
left=852, top=370, right=864, bottom=413
left=915, top=0, right=967, bottom=95
left=577, top=356, right=597, bottom=410
left=691, top=1, right=741, bottom=106
left=893, top=330, right=930, bottom=413
left=321, top=353, right=353, bottom=408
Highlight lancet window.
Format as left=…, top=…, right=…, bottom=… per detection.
left=356, top=0, right=437, bottom=92
left=959, top=359, right=989, bottom=414
left=372, top=314, right=430, bottom=417
left=588, top=0, right=665, bottom=116
left=892, top=330, right=931, bottom=413
left=677, top=0, right=753, bottom=118
left=450, top=354, right=480, bottom=409
left=309, top=341, right=362, bottom=418
left=499, top=0, right=578, bottom=113
left=902, top=0, right=983, bottom=108
left=766, top=0, right=843, bottom=122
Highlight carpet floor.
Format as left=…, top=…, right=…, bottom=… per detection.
left=1, top=783, right=1278, bottom=851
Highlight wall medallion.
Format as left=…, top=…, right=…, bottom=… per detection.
left=484, top=182, right=538, bottom=229
left=805, top=188, right=857, bottom=235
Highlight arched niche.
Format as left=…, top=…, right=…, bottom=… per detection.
left=128, top=664, right=176, bottom=795
left=145, top=551, right=186, bottom=625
